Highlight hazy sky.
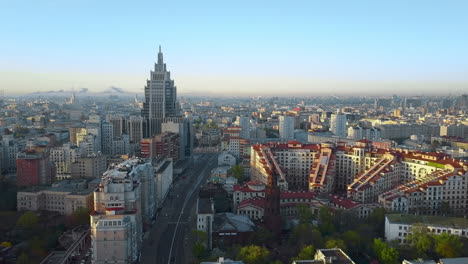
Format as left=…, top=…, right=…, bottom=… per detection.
left=1, top=0, right=468, bottom=96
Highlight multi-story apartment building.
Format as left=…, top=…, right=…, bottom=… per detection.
left=89, top=157, right=172, bottom=263
left=50, top=143, right=80, bottom=180
left=16, top=148, right=54, bottom=187
left=330, top=111, right=347, bottom=138
left=71, top=153, right=107, bottom=179
left=348, top=126, right=381, bottom=140
left=378, top=123, right=440, bottom=140
left=1, top=134, right=19, bottom=172
left=153, top=157, right=173, bottom=209
left=347, top=154, right=402, bottom=203
left=379, top=166, right=468, bottom=216
left=440, top=124, right=465, bottom=138
left=90, top=162, right=143, bottom=264
left=279, top=115, right=295, bottom=140
left=140, top=132, right=180, bottom=162
left=126, top=116, right=145, bottom=144
left=251, top=141, right=316, bottom=191
left=106, top=114, right=126, bottom=138
left=309, top=144, right=336, bottom=193
left=385, top=214, right=468, bottom=244
left=237, top=116, right=251, bottom=139
left=162, top=116, right=194, bottom=161
left=17, top=179, right=93, bottom=215
left=250, top=140, right=468, bottom=216
left=198, top=128, right=221, bottom=147
left=222, top=127, right=242, bottom=159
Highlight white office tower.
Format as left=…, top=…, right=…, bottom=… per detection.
left=50, top=143, right=80, bottom=180
left=91, top=159, right=151, bottom=264
left=330, top=110, right=347, bottom=138
left=237, top=116, right=250, bottom=139
left=279, top=115, right=295, bottom=140
left=153, top=158, right=173, bottom=209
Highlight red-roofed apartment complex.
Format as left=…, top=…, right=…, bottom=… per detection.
left=249, top=140, right=468, bottom=216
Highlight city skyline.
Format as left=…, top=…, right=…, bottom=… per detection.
left=1, top=1, right=468, bottom=96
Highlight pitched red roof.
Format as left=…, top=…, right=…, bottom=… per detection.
left=237, top=198, right=266, bottom=209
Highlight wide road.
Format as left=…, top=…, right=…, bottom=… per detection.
left=140, top=153, right=218, bottom=264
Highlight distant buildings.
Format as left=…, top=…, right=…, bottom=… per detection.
left=237, top=116, right=250, bottom=139
left=347, top=126, right=381, bottom=140
left=330, top=110, right=347, bottom=138
left=279, top=115, right=295, bottom=140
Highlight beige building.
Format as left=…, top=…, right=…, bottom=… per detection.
left=71, top=154, right=107, bottom=179
left=90, top=166, right=142, bottom=264
left=17, top=179, right=93, bottom=215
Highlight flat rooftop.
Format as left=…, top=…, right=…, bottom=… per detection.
left=386, top=214, right=468, bottom=229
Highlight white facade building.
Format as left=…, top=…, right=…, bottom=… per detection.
left=385, top=214, right=468, bottom=244
left=330, top=111, right=347, bottom=138
left=279, top=115, right=295, bottom=140
left=50, top=143, right=80, bottom=180
left=154, top=158, right=173, bottom=209
left=237, top=116, right=250, bottom=139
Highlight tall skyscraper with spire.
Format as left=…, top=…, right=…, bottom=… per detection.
left=142, top=46, right=178, bottom=137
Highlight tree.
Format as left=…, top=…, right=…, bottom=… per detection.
left=192, top=230, right=208, bottom=245
left=229, top=165, right=244, bottom=183
left=193, top=242, right=207, bottom=260
left=434, top=233, right=463, bottom=258
left=294, top=245, right=315, bottom=260
left=368, top=207, right=386, bottom=237
left=250, top=227, right=274, bottom=246
left=325, top=238, right=346, bottom=251
left=318, top=207, right=335, bottom=236
left=16, top=211, right=38, bottom=229
left=296, top=204, right=314, bottom=224
left=373, top=238, right=399, bottom=264
left=237, top=245, right=270, bottom=264
left=289, top=224, right=323, bottom=248
left=342, top=230, right=362, bottom=255
left=68, top=207, right=91, bottom=227
left=407, top=224, right=433, bottom=257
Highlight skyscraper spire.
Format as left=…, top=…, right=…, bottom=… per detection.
left=157, top=45, right=163, bottom=65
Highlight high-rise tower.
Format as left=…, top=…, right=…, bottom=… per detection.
left=142, top=46, right=178, bottom=137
